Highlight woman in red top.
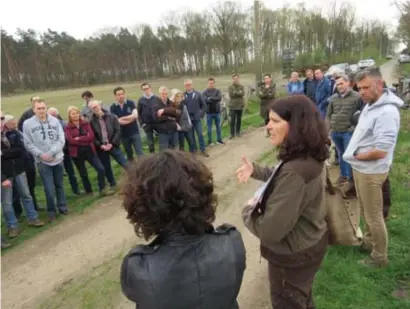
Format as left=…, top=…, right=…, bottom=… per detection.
left=64, top=106, right=113, bottom=196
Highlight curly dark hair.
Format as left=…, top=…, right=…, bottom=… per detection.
left=269, top=95, right=329, bottom=163
left=121, top=150, right=217, bottom=240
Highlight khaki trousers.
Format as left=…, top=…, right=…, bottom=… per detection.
left=353, top=169, right=389, bottom=259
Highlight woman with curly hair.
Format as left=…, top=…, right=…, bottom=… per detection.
left=120, top=150, right=246, bottom=309
left=237, top=95, right=329, bottom=309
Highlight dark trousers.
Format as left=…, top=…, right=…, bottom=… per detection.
left=72, top=150, right=106, bottom=192
left=229, top=109, right=243, bottom=137
left=178, top=131, right=195, bottom=152
left=143, top=125, right=155, bottom=153
left=264, top=233, right=327, bottom=309
left=25, top=157, right=40, bottom=210
left=97, top=147, right=128, bottom=187
left=63, top=154, right=79, bottom=194
left=158, top=132, right=178, bottom=151
left=122, top=133, right=144, bottom=160
left=382, top=177, right=391, bottom=218
left=13, top=157, right=40, bottom=216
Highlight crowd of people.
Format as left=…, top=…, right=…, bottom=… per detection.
left=1, top=73, right=269, bottom=248
left=119, top=66, right=402, bottom=309
left=1, top=63, right=403, bottom=308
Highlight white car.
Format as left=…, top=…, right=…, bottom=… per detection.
left=398, top=54, right=410, bottom=63
left=350, top=64, right=359, bottom=73
left=357, top=59, right=376, bottom=69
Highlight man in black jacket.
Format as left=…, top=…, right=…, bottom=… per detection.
left=203, top=77, right=224, bottom=146
left=1, top=112, right=44, bottom=238
left=184, top=79, right=209, bottom=157
left=89, top=100, right=128, bottom=188
left=152, top=86, right=179, bottom=151
left=137, top=83, right=158, bottom=153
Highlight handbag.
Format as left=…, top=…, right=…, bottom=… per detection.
left=325, top=166, right=363, bottom=246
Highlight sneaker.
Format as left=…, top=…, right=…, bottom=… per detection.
left=229, top=136, right=235, bottom=140
left=217, top=140, right=225, bottom=145
left=48, top=216, right=56, bottom=223
left=100, top=188, right=115, bottom=197
left=207, top=142, right=215, bottom=147
left=8, top=228, right=20, bottom=238
left=201, top=151, right=210, bottom=157
left=28, top=219, right=45, bottom=227
left=358, top=256, right=389, bottom=268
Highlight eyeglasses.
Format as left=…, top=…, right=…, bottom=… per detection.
left=142, top=87, right=150, bottom=91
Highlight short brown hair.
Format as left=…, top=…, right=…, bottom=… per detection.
left=208, top=77, right=215, bottom=82
left=121, top=150, right=218, bottom=240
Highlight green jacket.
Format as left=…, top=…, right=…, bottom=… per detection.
left=258, top=83, right=276, bottom=117
left=326, top=90, right=362, bottom=132
left=228, top=83, right=245, bottom=110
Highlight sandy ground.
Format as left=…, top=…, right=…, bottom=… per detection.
left=1, top=60, right=397, bottom=309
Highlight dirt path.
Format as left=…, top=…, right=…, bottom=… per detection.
left=1, top=127, right=274, bottom=309
left=1, top=60, right=396, bottom=309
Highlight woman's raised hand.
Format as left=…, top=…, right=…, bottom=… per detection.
left=236, top=156, right=254, bottom=184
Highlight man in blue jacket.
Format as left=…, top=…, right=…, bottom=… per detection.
left=314, top=69, right=332, bottom=119
left=183, top=79, right=209, bottom=157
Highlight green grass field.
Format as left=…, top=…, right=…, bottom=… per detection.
left=1, top=75, right=270, bottom=251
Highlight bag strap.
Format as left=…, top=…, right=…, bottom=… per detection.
left=325, top=166, right=336, bottom=195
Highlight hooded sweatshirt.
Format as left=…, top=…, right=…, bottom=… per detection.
left=343, top=90, right=403, bottom=174
left=22, top=114, right=65, bottom=166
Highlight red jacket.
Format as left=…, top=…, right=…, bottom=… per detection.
left=64, top=120, right=96, bottom=158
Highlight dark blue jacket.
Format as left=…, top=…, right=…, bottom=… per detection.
left=314, top=77, right=332, bottom=118
left=183, top=90, right=206, bottom=121
left=1, top=130, right=26, bottom=181
left=303, top=78, right=318, bottom=102
left=110, top=100, right=139, bottom=137
left=137, top=95, right=158, bottom=126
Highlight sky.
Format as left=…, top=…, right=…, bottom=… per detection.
left=1, top=0, right=400, bottom=39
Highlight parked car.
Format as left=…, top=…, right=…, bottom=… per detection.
left=349, top=64, right=359, bottom=73
left=386, top=54, right=393, bottom=59
left=398, top=54, right=410, bottom=63
left=325, top=63, right=352, bottom=77
left=357, top=59, right=376, bottom=69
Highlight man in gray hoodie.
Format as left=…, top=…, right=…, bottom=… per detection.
left=343, top=67, right=403, bottom=268
left=23, top=99, right=68, bottom=221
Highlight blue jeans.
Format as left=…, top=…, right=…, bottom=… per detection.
left=122, top=134, right=144, bottom=160
left=190, top=119, right=206, bottom=152
left=63, top=154, right=79, bottom=194
left=206, top=113, right=222, bottom=144
left=158, top=132, right=178, bottom=151
left=1, top=172, right=39, bottom=229
left=331, top=131, right=353, bottom=179
left=37, top=162, right=68, bottom=217
left=97, top=147, right=128, bottom=187
left=178, top=131, right=194, bottom=152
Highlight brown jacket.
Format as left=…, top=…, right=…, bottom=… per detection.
left=242, top=157, right=327, bottom=254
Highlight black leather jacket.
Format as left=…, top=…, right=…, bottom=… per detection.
left=121, top=224, right=246, bottom=309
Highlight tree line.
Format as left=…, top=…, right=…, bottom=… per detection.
left=396, top=1, right=410, bottom=50
left=1, top=1, right=392, bottom=94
